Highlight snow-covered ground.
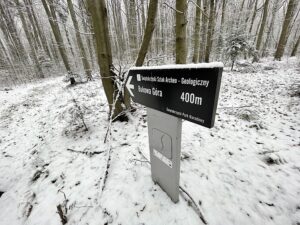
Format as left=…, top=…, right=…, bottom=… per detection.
left=0, top=58, right=299, bottom=225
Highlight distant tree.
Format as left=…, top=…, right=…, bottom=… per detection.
left=67, top=0, right=92, bottom=80
left=256, top=0, right=270, bottom=53
left=13, top=0, right=44, bottom=78
left=262, top=0, right=280, bottom=57
left=41, top=0, right=74, bottom=84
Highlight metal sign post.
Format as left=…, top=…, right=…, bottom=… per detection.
left=126, top=63, right=223, bottom=202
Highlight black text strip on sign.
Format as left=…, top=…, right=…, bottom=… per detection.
left=126, top=64, right=223, bottom=128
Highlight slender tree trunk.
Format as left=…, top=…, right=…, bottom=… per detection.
left=274, top=0, right=298, bottom=60
left=67, top=0, right=92, bottom=80
left=126, top=0, right=139, bottom=61
left=291, top=34, right=300, bottom=56
left=87, top=0, right=129, bottom=120
left=176, top=0, right=187, bottom=64
left=262, top=0, right=279, bottom=57
left=192, top=0, right=201, bottom=63
left=216, top=0, right=226, bottom=61
left=204, top=0, right=215, bottom=62
left=28, top=0, right=52, bottom=59
left=248, top=0, right=258, bottom=34
left=0, top=2, right=27, bottom=60
left=135, top=0, right=158, bottom=66
left=41, top=0, right=74, bottom=83
left=199, top=0, right=208, bottom=62
left=14, top=0, right=44, bottom=78
left=256, top=0, right=270, bottom=51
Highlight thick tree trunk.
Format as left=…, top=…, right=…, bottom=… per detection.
left=204, top=0, right=215, bottom=62
left=87, top=0, right=129, bottom=120
left=274, top=0, right=297, bottom=60
left=135, top=0, right=158, bottom=66
left=67, top=0, right=92, bottom=80
left=256, top=0, right=270, bottom=51
left=192, top=0, right=201, bottom=63
left=176, top=0, right=187, bottom=64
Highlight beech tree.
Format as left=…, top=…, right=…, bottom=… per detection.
left=86, top=0, right=130, bottom=121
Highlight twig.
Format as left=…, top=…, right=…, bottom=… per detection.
left=179, top=186, right=207, bottom=224
left=162, top=2, right=183, bottom=14
left=188, top=0, right=209, bottom=18
left=130, top=158, right=150, bottom=164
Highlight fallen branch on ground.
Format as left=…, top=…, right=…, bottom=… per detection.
left=67, top=148, right=104, bottom=157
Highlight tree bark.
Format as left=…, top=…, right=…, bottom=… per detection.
left=262, top=0, right=279, bottom=57
left=176, top=0, right=187, bottom=64
left=216, top=0, right=226, bottom=61
left=256, top=0, right=270, bottom=51
left=135, top=0, right=158, bottom=66
left=86, top=0, right=129, bottom=120
left=248, top=0, right=258, bottom=34
left=192, top=0, right=201, bottom=63
left=199, top=0, right=208, bottom=62
left=204, top=0, right=215, bottom=62
left=274, top=0, right=298, bottom=60
left=67, top=0, right=92, bottom=80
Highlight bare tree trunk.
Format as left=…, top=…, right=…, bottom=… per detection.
left=87, top=0, right=130, bottom=120
left=176, top=0, right=187, bottom=64
left=274, top=0, right=298, bottom=60
left=14, top=0, right=44, bottom=78
left=27, top=0, right=52, bottom=59
left=262, top=0, right=279, bottom=57
left=291, top=34, right=300, bottom=56
left=41, top=0, right=74, bottom=83
left=216, top=0, right=226, bottom=61
left=204, top=0, right=215, bottom=62
left=192, top=0, right=201, bottom=63
left=135, top=0, right=158, bottom=66
left=126, top=0, right=139, bottom=61
left=256, top=0, right=270, bottom=51
left=0, top=2, right=27, bottom=60
left=248, top=0, right=258, bottom=34
left=199, top=0, right=208, bottom=62
left=67, top=0, right=92, bottom=80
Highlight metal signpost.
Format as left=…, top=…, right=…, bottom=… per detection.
left=126, top=63, right=223, bottom=203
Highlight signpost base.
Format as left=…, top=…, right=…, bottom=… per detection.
left=147, top=108, right=182, bottom=203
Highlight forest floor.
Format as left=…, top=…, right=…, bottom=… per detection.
left=0, top=57, right=299, bottom=225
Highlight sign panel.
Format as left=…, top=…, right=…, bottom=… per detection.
left=126, top=63, right=223, bottom=128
